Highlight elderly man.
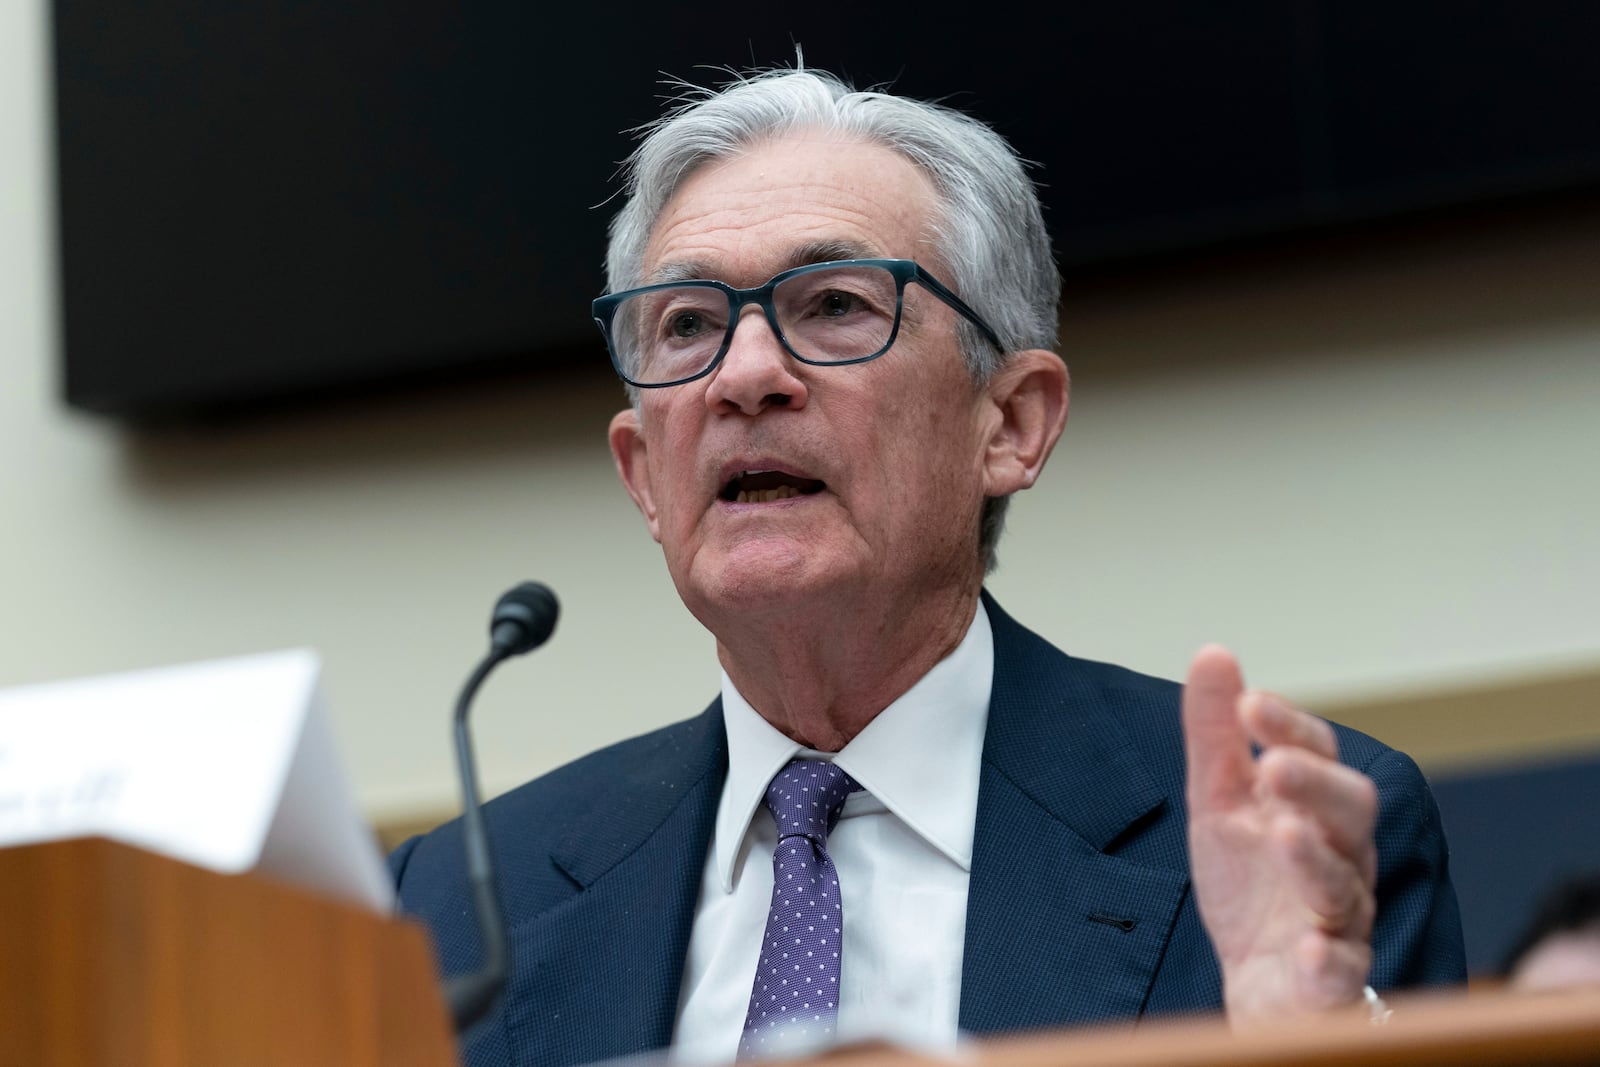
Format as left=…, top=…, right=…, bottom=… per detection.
left=391, top=67, right=1465, bottom=1067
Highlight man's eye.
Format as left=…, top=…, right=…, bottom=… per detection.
left=817, top=291, right=862, bottom=317
left=667, top=311, right=706, bottom=337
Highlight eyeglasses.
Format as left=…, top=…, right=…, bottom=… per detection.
left=592, top=258, right=1004, bottom=389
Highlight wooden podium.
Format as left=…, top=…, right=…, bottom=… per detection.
left=0, top=837, right=458, bottom=1067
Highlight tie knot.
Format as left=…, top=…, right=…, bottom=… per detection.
left=763, top=759, right=860, bottom=846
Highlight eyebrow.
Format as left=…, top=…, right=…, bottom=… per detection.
left=646, top=239, right=880, bottom=286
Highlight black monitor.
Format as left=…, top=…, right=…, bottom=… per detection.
left=53, top=2, right=1600, bottom=419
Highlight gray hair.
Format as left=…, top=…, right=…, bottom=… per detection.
left=604, top=66, right=1061, bottom=573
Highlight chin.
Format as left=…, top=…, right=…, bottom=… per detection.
left=681, top=541, right=850, bottom=620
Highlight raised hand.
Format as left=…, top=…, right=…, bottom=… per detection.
left=1182, top=645, right=1379, bottom=1026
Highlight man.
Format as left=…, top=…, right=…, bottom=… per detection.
left=391, top=67, right=1465, bottom=1067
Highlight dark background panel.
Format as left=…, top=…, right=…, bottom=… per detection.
left=1322, top=1, right=1600, bottom=205
left=1431, top=752, right=1600, bottom=976
left=52, top=2, right=1600, bottom=419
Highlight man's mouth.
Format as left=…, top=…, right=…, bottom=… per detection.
left=719, top=469, right=827, bottom=504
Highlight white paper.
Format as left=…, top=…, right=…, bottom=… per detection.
left=0, top=649, right=394, bottom=913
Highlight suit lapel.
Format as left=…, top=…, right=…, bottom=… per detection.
left=488, top=598, right=1191, bottom=1059
left=960, top=597, right=1190, bottom=1034
left=501, top=702, right=728, bottom=1067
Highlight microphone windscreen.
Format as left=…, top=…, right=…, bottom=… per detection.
left=490, top=581, right=559, bottom=654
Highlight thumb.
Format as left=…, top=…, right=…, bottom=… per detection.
left=1183, top=644, right=1253, bottom=811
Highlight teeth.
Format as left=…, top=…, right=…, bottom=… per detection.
left=735, top=485, right=802, bottom=504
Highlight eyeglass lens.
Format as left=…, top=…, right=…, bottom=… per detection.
left=612, top=264, right=901, bottom=385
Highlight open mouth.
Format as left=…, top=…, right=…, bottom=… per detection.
left=719, top=469, right=827, bottom=504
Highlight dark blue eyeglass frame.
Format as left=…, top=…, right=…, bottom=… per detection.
left=591, top=258, right=1005, bottom=389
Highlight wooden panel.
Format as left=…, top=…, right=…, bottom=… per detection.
left=376, top=814, right=453, bottom=854
left=0, top=837, right=457, bottom=1067
left=1322, top=666, right=1600, bottom=773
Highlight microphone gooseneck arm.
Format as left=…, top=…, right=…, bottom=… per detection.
left=444, top=646, right=512, bottom=1032
left=443, top=581, right=560, bottom=1033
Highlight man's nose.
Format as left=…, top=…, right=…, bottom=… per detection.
left=703, top=307, right=810, bottom=416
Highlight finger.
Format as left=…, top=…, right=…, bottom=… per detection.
left=1240, top=692, right=1337, bottom=761
left=1272, top=811, right=1377, bottom=940
left=1259, top=748, right=1379, bottom=864
left=1182, top=644, right=1254, bottom=810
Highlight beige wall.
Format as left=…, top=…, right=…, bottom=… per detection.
left=5, top=0, right=1598, bottom=828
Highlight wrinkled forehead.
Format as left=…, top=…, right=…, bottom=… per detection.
left=640, top=134, right=943, bottom=287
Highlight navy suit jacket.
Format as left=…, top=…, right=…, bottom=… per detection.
left=392, top=595, right=1465, bottom=1067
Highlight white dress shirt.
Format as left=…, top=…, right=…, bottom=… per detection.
left=671, top=603, right=994, bottom=1064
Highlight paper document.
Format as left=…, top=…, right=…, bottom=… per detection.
left=0, top=649, right=394, bottom=912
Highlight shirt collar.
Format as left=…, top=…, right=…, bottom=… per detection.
left=714, top=600, right=994, bottom=891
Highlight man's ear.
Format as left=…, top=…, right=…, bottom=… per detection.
left=609, top=407, right=663, bottom=543
left=981, top=349, right=1070, bottom=497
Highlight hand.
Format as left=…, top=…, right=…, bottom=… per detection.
left=1182, top=645, right=1379, bottom=1027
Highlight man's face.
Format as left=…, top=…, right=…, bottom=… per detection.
left=608, top=134, right=1003, bottom=630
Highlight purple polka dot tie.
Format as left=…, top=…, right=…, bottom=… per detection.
left=739, top=759, right=861, bottom=1059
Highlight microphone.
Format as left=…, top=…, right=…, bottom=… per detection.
left=489, top=581, right=559, bottom=655
left=444, top=581, right=560, bottom=1032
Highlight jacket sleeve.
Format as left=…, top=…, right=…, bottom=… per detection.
left=1363, top=746, right=1468, bottom=989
